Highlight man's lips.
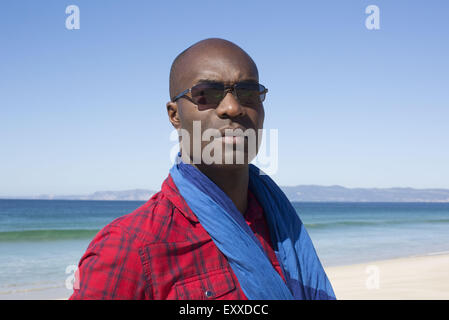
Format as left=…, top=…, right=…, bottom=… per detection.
left=190, top=125, right=252, bottom=144
left=216, top=126, right=248, bottom=144
left=219, top=135, right=246, bottom=144
left=218, top=126, right=247, bottom=137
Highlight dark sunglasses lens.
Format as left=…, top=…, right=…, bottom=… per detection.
left=191, top=83, right=224, bottom=109
left=236, top=83, right=266, bottom=105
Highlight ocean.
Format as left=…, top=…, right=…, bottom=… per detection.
left=1, top=199, right=449, bottom=299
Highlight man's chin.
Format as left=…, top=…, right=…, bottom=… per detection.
left=181, top=149, right=257, bottom=167
left=203, top=154, right=259, bottom=172
left=202, top=162, right=248, bottom=171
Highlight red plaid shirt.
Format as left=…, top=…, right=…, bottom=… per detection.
left=70, top=174, right=285, bottom=300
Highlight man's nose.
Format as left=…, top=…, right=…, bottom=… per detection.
left=215, top=92, right=245, bottom=118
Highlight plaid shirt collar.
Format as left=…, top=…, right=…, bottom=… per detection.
left=163, top=174, right=201, bottom=224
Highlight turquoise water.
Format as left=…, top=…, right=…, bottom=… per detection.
left=0, top=199, right=141, bottom=299
left=293, top=202, right=449, bottom=266
left=1, top=199, right=449, bottom=299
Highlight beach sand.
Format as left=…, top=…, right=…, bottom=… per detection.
left=325, top=253, right=449, bottom=299
left=2, top=253, right=448, bottom=300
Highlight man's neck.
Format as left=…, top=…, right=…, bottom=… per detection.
left=194, top=163, right=249, bottom=215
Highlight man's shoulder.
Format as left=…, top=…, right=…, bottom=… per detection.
left=91, top=175, right=197, bottom=246
left=103, top=190, right=175, bottom=244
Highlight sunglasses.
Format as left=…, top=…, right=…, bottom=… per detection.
left=171, top=81, right=268, bottom=110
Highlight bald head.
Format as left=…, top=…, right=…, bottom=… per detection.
left=165, top=38, right=265, bottom=169
left=169, top=38, right=259, bottom=100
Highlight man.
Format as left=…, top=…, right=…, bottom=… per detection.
left=70, top=38, right=335, bottom=300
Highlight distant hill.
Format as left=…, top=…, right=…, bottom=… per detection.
left=281, top=185, right=449, bottom=202
left=3, top=186, right=449, bottom=202
left=21, top=189, right=156, bottom=201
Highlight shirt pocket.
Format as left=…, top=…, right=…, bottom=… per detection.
left=174, top=268, right=237, bottom=300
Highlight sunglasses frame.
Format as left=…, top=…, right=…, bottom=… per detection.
left=171, top=81, right=268, bottom=108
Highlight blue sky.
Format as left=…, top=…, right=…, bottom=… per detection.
left=1, top=0, right=448, bottom=196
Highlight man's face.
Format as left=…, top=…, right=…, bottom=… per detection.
left=168, top=43, right=265, bottom=168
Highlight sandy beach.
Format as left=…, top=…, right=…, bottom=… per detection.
left=1, top=253, right=448, bottom=300
left=325, top=252, right=449, bottom=300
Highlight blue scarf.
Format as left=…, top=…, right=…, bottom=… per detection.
left=169, top=155, right=336, bottom=300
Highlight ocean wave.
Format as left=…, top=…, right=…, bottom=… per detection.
left=304, top=218, right=449, bottom=229
left=0, top=284, right=65, bottom=295
left=2, top=218, right=449, bottom=240
left=0, top=229, right=100, bottom=242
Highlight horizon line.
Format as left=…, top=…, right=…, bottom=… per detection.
left=2, top=184, right=449, bottom=199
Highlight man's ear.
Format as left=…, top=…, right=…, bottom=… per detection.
left=166, top=101, right=181, bottom=129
